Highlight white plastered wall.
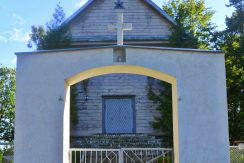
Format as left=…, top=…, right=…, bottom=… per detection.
left=14, top=47, right=229, bottom=163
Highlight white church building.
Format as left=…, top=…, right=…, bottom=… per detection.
left=14, top=0, right=230, bottom=163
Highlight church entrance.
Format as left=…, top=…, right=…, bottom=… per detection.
left=66, top=65, right=179, bottom=163
left=103, top=96, right=135, bottom=134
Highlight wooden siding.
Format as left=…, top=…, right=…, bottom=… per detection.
left=68, top=0, right=172, bottom=40
left=71, top=74, right=162, bottom=136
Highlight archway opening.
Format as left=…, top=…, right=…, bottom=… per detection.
left=63, top=65, right=179, bottom=163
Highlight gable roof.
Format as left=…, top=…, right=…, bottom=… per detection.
left=64, top=0, right=176, bottom=25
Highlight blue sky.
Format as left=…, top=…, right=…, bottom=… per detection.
left=0, top=0, right=234, bottom=68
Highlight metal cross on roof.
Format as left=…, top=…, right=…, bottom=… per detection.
left=108, top=1, right=133, bottom=46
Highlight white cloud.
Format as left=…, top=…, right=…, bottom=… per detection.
left=12, top=13, right=25, bottom=25
left=0, top=28, right=30, bottom=43
left=75, top=0, right=88, bottom=7
left=7, top=28, right=30, bottom=42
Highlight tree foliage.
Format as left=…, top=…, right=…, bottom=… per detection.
left=148, top=80, right=173, bottom=147
left=163, top=0, right=215, bottom=49
left=70, top=80, right=89, bottom=126
left=0, top=144, right=14, bottom=163
left=28, top=3, right=71, bottom=50
left=212, top=0, right=244, bottom=143
left=70, top=86, right=78, bottom=126
left=0, top=67, right=15, bottom=142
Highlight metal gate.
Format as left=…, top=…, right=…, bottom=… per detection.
left=70, top=148, right=173, bottom=163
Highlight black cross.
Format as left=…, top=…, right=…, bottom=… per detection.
left=114, top=0, right=125, bottom=9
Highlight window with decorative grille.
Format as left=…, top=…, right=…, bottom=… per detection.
left=103, top=96, right=135, bottom=134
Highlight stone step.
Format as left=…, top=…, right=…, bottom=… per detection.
left=71, top=134, right=163, bottom=148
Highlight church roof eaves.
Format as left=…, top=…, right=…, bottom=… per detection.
left=63, top=0, right=176, bottom=25
left=143, top=0, right=176, bottom=25
left=15, top=45, right=223, bottom=55
left=63, top=0, right=95, bottom=25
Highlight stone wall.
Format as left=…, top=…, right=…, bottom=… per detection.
left=71, top=74, right=161, bottom=136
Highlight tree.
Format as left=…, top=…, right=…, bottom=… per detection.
left=163, top=0, right=215, bottom=49
left=148, top=0, right=216, bottom=146
left=148, top=81, right=173, bottom=147
left=28, top=3, right=71, bottom=50
left=0, top=67, right=15, bottom=142
left=212, top=0, right=244, bottom=143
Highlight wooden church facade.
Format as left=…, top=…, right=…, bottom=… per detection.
left=66, top=0, right=174, bottom=47
left=68, top=0, right=174, bottom=138
left=71, top=74, right=161, bottom=136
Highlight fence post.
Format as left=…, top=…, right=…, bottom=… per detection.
left=69, top=149, right=72, bottom=163
left=119, top=149, right=124, bottom=163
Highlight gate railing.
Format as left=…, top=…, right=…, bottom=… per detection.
left=70, top=148, right=120, bottom=163
left=122, top=148, right=173, bottom=163
left=69, top=148, right=173, bottom=163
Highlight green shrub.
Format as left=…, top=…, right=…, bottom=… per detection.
left=0, top=146, right=14, bottom=163
left=0, top=151, right=3, bottom=163
left=158, top=156, right=172, bottom=163
left=230, top=148, right=244, bottom=163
